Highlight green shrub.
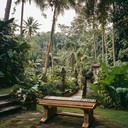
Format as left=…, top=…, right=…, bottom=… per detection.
left=90, top=61, right=128, bottom=108
left=36, top=67, right=79, bottom=97
left=66, top=77, right=79, bottom=92
left=0, top=19, right=30, bottom=87
left=38, top=82, right=61, bottom=96
left=11, top=84, right=42, bottom=110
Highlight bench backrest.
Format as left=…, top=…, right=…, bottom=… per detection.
left=38, top=96, right=97, bottom=109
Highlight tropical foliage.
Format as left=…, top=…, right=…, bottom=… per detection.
left=112, top=0, right=128, bottom=62
left=23, top=16, right=40, bottom=38
left=0, top=0, right=128, bottom=110
left=90, top=61, right=128, bottom=108
left=0, top=18, right=30, bottom=87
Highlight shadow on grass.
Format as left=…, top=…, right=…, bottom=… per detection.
left=0, top=111, right=121, bottom=128
left=36, top=115, right=110, bottom=128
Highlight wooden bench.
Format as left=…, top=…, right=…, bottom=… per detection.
left=38, top=96, right=97, bottom=128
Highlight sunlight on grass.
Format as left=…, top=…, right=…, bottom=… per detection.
left=0, top=87, right=13, bottom=95
left=95, top=107, right=128, bottom=128
left=0, top=106, right=128, bottom=128
left=36, top=105, right=43, bottom=112
left=59, top=107, right=83, bottom=114
left=0, top=124, right=8, bottom=128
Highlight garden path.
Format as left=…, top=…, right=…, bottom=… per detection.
left=71, top=89, right=83, bottom=98
left=71, top=82, right=93, bottom=98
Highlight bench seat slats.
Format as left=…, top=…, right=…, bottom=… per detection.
left=38, top=96, right=96, bottom=109
left=38, top=101, right=95, bottom=109
left=44, top=96, right=96, bottom=103
left=38, top=96, right=97, bottom=128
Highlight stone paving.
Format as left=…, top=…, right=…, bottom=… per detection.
left=71, top=89, right=83, bottom=98
left=71, top=82, right=93, bottom=99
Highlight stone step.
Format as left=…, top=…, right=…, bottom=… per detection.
left=0, top=99, right=17, bottom=109
left=0, top=105, right=22, bottom=117
left=0, top=94, right=10, bottom=100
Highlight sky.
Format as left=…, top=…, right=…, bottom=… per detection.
left=0, top=0, right=76, bottom=33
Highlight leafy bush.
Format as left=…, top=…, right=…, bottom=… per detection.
left=66, top=76, right=79, bottom=92
left=38, top=82, right=61, bottom=96
left=90, top=61, right=128, bottom=108
left=10, top=66, right=45, bottom=110
left=38, top=67, right=79, bottom=96
left=11, top=84, right=42, bottom=110
left=10, top=66, right=79, bottom=109
left=0, top=19, right=30, bottom=87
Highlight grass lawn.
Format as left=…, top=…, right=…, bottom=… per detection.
left=0, top=106, right=128, bottom=128
left=95, top=107, right=128, bottom=128
left=0, top=87, right=13, bottom=95
left=58, top=107, right=128, bottom=128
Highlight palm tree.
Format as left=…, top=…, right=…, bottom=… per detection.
left=15, top=0, right=31, bottom=35
left=75, top=0, right=98, bottom=62
left=85, top=0, right=98, bottom=62
left=97, top=0, right=113, bottom=64
left=92, top=0, right=98, bottom=63
left=112, top=2, right=116, bottom=66
left=79, top=0, right=114, bottom=64
left=4, top=0, right=12, bottom=21
left=23, top=16, right=40, bottom=38
left=34, top=0, right=76, bottom=75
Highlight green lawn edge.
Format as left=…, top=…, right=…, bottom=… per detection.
left=95, top=107, right=128, bottom=128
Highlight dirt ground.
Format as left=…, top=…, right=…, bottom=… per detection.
left=0, top=111, right=121, bottom=128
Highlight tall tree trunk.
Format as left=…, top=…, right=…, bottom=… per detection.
left=4, top=0, right=12, bottom=21
left=112, top=24, right=115, bottom=66
left=93, top=15, right=97, bottom=62
left=102, top=23, right=105, bottom=63
left=20, top=0, right=24, bottom=35
left=44, top=5, right=57, bottom=75
left=112, top=2, right=116, bottom=66
left=105, top=36, right=108, bottom=64
left=104, top=27, right=107, bottom=64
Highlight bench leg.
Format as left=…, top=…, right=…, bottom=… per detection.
left=82, top=109, right=94, bottom=128
left=40, top=106, right=57, bottom=123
